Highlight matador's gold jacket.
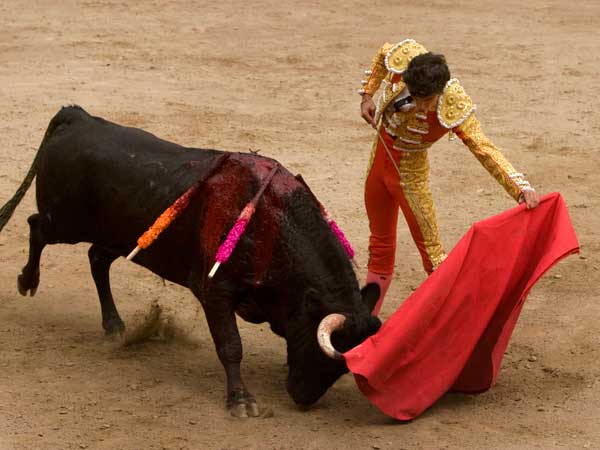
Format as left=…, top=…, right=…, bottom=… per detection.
left=359, top=39, right=533, bottom=201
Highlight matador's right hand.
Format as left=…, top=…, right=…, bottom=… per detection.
left=361, top=94, right=377, bottom=129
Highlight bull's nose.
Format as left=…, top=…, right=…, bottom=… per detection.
left=296, top=403, right=313, bottom=411
left=290, top=393, right=319, bottom=407
left=286, top=379, right=320, bottom=407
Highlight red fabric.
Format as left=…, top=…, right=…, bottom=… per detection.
left=365, top=129, right=435, bottom=274
left=345, top=193, right=579, bottom=421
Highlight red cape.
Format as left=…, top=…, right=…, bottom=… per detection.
left=344, top=193, right=579, bottom=420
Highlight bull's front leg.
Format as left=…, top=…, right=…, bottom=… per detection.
left=193, top=282, right=259, bottom=418
left=88, top=244, right=124, bottom=335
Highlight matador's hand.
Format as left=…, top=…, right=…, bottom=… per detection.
left=360, top=94, right=377, bottom=128
left=518, top=189, right=540, bottom=209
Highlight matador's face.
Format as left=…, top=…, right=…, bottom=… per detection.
left=411, top=93, right=440, bottom=115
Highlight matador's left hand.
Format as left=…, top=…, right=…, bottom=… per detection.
left=518, top=190, right=540, bottom=209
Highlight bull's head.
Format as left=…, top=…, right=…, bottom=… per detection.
left=285, top=283, right=381, bottom=406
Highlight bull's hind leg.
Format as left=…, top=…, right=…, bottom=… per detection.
left=88, top=244, right=125, bottom=335
left=18, top=213, right=46, bottom=296
left=191, top=278, right=259, bottom=418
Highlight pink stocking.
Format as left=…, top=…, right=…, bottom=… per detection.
left=366, top=271, right=393, bottom=316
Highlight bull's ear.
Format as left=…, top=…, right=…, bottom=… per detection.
left=360, top=283, right=380, bottom=313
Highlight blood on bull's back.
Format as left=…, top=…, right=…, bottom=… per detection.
left=0, top=105, right=380, bottom=417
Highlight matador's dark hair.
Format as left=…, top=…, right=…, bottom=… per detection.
left=403, top=52, right=451, bottom=97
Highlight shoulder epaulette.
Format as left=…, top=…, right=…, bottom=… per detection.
left=384, top=39, right=428, bottom=74
left=437, top=78, right=476, bottom=129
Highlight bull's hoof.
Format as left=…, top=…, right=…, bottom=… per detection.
left=103, top=317, right=126, bottom=336
left=17, top=271, right=39, bottom=297
left=227, top=390, right=260, bottom=418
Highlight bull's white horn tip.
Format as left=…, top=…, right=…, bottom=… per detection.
left=317, top=313, right=346, bottom=360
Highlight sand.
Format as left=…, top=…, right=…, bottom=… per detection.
left=1, top=1, right=599, bottom=449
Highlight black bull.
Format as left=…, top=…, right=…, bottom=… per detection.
left=0, top=106, right=381, bottom=417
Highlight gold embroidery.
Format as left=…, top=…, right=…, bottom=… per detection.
left=362, top=39, right=430, bottom=124
left=397, top=136, right=422, bottom=145
left=384, top=39, right=428, bottom=74
left=438, top=79, right=476, bottom=128
left=456, top=115, right=523, bottom=201
left=383, top=110, right=434, bottom=151
left=407, top=125, right=429, bottom=135
left=365, top=135, right=446, bottom=268
left=396, top=151, right=446, bottom=267
left=363, top=42, right=393, bottom=96
left=364, top=127, right=381, bottom=180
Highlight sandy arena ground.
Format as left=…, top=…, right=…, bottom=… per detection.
left=1, top=1, right=599, bottom=449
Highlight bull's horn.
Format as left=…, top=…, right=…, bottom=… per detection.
left=317, top=313, right=346, bottom=360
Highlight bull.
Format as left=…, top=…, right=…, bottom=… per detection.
left=0, top=106, right=381, bottom=417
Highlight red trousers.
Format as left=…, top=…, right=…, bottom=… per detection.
left=365, top=130, right=445, bottom=274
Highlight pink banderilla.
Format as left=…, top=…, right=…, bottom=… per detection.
left=324, top=211, right=355, bottom=260
left=294, top=174, right=355, bottom=263
left=208, top=164, right=279, bottom=278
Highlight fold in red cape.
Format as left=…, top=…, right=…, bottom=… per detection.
left=344, top=192, right=579, bottom=421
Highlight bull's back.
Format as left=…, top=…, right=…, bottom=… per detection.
left=32, top=106, right=343, bottom=292
left=35, top=106, right=221, bottom=251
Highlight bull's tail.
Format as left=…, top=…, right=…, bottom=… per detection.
left=0, top=151, right=40, bottom=232
left=0, top=107, right=70, bottom=232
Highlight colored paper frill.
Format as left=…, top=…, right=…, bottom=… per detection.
left=324, top=213, right=355, bottom=260
left=126, top=154, right=229, bottom=261
left=208, top=164, right=279, bottom=278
